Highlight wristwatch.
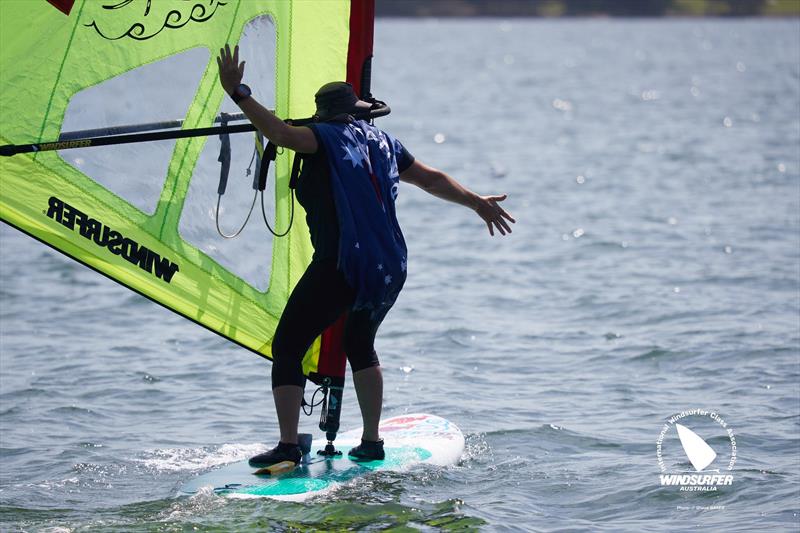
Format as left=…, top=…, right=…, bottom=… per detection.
left=230, top=83, right=252, bottom=104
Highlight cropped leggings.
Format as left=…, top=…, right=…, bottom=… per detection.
left=271, top=260, right=384, bottom=389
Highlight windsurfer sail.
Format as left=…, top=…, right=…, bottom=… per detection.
left=0, top=0, right=379, bottom=397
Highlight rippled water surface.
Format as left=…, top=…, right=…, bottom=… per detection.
left=2, top=19, right=799, bottom=532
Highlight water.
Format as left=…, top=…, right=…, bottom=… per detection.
left=2, top=18, right=799, bottom=531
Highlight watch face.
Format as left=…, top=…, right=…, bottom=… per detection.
left=233, top=84, right=251, bottom=102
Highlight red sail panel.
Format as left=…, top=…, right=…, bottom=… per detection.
left=46, top=0, right=75, bottom=15
left=318, top=313, right=348, bottom=378
left=315, top=0, right=375, bottom=380
left=346, top=0, right=375, bottom=98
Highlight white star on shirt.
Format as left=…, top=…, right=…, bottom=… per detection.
left=379, top=135, right=390, bottom=156
left=341, top=143, right=365, bottom=168
left=384, top=274, right=392, bottom=285
left=377, top=264, right=383, bottom=271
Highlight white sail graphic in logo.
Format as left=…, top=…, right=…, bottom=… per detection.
left=676, top=423, right=717, bottom=471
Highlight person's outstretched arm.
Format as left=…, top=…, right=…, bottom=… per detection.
left=400, top=160, right=515, bottom=236
left=217, top=44, right=317, bottom=153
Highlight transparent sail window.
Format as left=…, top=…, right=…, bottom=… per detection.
left=58, top=48, right=209, bottom=215
left=179, top=16, right=277, bottom=293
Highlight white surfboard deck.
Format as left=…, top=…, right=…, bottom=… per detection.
left=179, top=413, right=464, bottom=501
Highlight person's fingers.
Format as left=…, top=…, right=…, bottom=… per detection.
left=238, top=61, right=245, bottom=77
left=486, top=195, right=515, bottom=226
left=500, top=208, right=516, bottom=223
left=493, top=219, right=506, bottom=236
left=493, top=201, right=515, bottom=222
left=476, top=196, right=515, bottom=236
left=216, top=56, right=222, bottom=70
left=233, top=44, right=239, bottom=65
left=497, top=216, right=512, bottom=234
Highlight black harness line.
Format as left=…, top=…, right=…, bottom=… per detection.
left=214, top=113, right=258, bottom=239
left=213, top=118, right=296, bottom=239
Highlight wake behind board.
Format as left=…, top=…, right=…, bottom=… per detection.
left=179, top=414, right=463, bottom=501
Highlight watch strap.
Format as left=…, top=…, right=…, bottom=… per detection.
left=231, top=83, right=251, bottom=104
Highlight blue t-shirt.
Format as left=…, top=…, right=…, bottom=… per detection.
left=297, top=123, right=414, bottom=263
left=301, top=120, right=414, bottom=314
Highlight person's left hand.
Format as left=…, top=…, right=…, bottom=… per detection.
left=216, top=43, right=245, bottom=96
left=475, top=194, right=515, bottom=236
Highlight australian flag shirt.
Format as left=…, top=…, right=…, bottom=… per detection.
left=309, top=120, right=410, bottom=317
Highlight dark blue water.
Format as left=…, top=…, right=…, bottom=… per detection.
left=1, top=18, right=799, bottom=531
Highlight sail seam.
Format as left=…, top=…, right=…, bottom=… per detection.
left=157, top=0, right=245, bottom=242
left=35, top=0, right=87, bottom=162
left=286, top=0, right=294, bottom=298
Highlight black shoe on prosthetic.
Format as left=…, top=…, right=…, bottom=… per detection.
left=248, top=441, right=302, bottom=468
left=348, top=438, right=385, bottom=461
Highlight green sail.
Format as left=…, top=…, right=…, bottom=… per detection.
left=0, top=0, right=354, bottom=374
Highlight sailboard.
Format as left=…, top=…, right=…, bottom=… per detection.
left=179, top=414, right=465, bottom=501
left=0, top=0, right=376, bottom=382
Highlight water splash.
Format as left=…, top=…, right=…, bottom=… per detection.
left=132, top=443, right=267, bottom=473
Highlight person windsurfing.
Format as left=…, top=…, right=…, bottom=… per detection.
left=217, top=44, right=515, bottom=464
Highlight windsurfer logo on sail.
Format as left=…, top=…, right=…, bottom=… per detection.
left=46, top=0, right=227, bottom=41
left=45, top=197, right=180, bottom=283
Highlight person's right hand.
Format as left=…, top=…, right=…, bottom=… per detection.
left=216, top=43, right=245, bottom=96
left=474, top=194, right=515, bottom=236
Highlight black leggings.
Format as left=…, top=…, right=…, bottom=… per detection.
left=271, top=260, right=384, bottom=388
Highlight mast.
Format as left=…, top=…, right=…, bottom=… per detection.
left=313, top=0, right=377, bottom=454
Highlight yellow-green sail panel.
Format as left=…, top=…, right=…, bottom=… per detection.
left=0, top=0, right=351, bottom=373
